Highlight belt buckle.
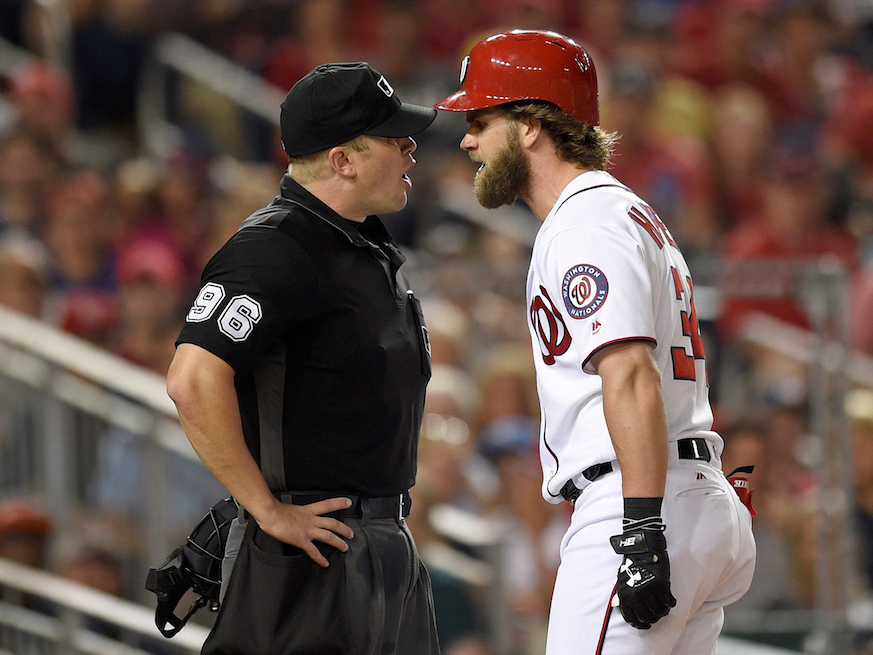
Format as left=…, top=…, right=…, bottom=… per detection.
left=678, top=437, right=711, bottom=462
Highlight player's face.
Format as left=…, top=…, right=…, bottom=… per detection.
left=354, top=136, right=418, bottom=216
left=461, top=109, right=531, bottom=209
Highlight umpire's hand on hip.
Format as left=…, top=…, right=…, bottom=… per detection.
left=256, top=497, right=355, bottom=568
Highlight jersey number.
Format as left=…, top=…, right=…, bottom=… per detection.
left=186, top=282, right=225, bottom=322
left=670, top=267, right=706, bottom=382
left=186, top=283, right=262, bottom=342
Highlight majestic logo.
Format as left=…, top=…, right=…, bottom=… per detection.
left=562, top=264, right=608, bottom=319
left=377, top=75, right=394, bottom=98
left=530, top=285, right=572, bottom=365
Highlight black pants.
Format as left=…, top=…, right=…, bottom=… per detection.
left=201, top=516, right=441, bottom=655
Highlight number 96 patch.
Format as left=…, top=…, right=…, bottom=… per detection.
left=562, top=264, right=608, bottom=319
left=186, top=281, right=263, bottom=342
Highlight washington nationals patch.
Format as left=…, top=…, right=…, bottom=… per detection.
left=562, top=264, right=608, bottom=319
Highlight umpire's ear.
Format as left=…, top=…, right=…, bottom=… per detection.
left=327, top=145, right=357, bottom=179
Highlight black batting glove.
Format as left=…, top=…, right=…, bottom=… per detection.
left=609, top=497, right=677, bottom=630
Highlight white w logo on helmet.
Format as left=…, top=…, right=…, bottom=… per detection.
left=459, top=55, right=470, bottom=84
left=377, top=75, right=394, bottom=98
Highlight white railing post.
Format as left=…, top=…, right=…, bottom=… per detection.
left=800, top=258, right=856, bottom=655
left=28, top=0, right=73, bottom=74
left=41, top=390, right=75, bottom=532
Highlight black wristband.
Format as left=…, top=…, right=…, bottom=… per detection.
left=623, top=497, right=663, bottom=522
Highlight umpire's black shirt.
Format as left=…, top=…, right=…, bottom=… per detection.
left=177, top=175, right=431, bottom=497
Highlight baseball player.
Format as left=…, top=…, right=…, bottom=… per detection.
left=435, top=30, right=756, bottom=654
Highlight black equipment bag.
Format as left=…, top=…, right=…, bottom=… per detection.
left=145, top=497, right=240, bottom=637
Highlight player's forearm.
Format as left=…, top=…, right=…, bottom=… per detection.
left=595, top=343, right=669, bottom=499
left=605, top=385, right=668, bottom=498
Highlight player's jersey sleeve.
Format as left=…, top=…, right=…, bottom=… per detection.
left=177, top=227, right=318, bottom=374
left=536, top=223, right=656, bottom=373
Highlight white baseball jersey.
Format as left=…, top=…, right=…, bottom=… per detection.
left=526, top=170, right=722, bottom=503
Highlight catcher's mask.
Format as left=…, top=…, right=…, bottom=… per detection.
left=145, top=497, right=240, bottom=638
left=434, top=29, right=600, bottom=127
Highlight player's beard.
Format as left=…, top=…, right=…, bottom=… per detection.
left=473, top=124, right=531, bottom=209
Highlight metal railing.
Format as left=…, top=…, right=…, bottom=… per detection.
left=26, top=0, right=72, bottom=74
left=136, top=32, right=286, bottom=160
left=0, top=557, right=207, bottom=654
left=711, top=259, right=870, bottom=655
left=0, top=305, right=225, bottom=603
left=0, top=38, right=36, bottom=79
left=0, top=0, right=70, bottom=84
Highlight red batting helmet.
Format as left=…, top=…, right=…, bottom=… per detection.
left=434, top=30, right=599, bottom=126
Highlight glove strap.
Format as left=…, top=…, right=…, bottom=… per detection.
left=623, top=515, right=665, bottom=532
left=610, top=527, right=667, bottom=554
left=622, top=496, right=663, bottom=531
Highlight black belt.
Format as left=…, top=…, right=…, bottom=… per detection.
left=276, top=490, right=411, bottom=521
left=677, top=436, right=711, bottom=462
left=560, top=437, right=713, bottom=503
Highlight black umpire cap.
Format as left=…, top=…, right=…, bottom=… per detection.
left=280, top=62, right=438, bottom=158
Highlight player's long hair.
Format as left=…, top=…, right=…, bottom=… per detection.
left=505, top=101, right=618, bottom=171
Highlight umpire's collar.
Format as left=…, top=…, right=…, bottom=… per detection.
left=278, top=174, right=406, bottom=267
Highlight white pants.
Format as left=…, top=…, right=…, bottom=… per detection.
left=546, top=455, right=756, bottom=655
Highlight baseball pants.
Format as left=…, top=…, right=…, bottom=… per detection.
left=202, top=514, right=440, bottom=655
left=546, top=451, right=756, bottom=655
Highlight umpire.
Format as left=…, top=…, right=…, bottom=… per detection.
left=166, top=62, right=440, bottom=654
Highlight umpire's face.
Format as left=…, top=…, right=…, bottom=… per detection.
left=350, top=135, right=418, bottom=216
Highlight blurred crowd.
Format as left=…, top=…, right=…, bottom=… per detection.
left=3, top=0, right=873, bottom=652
